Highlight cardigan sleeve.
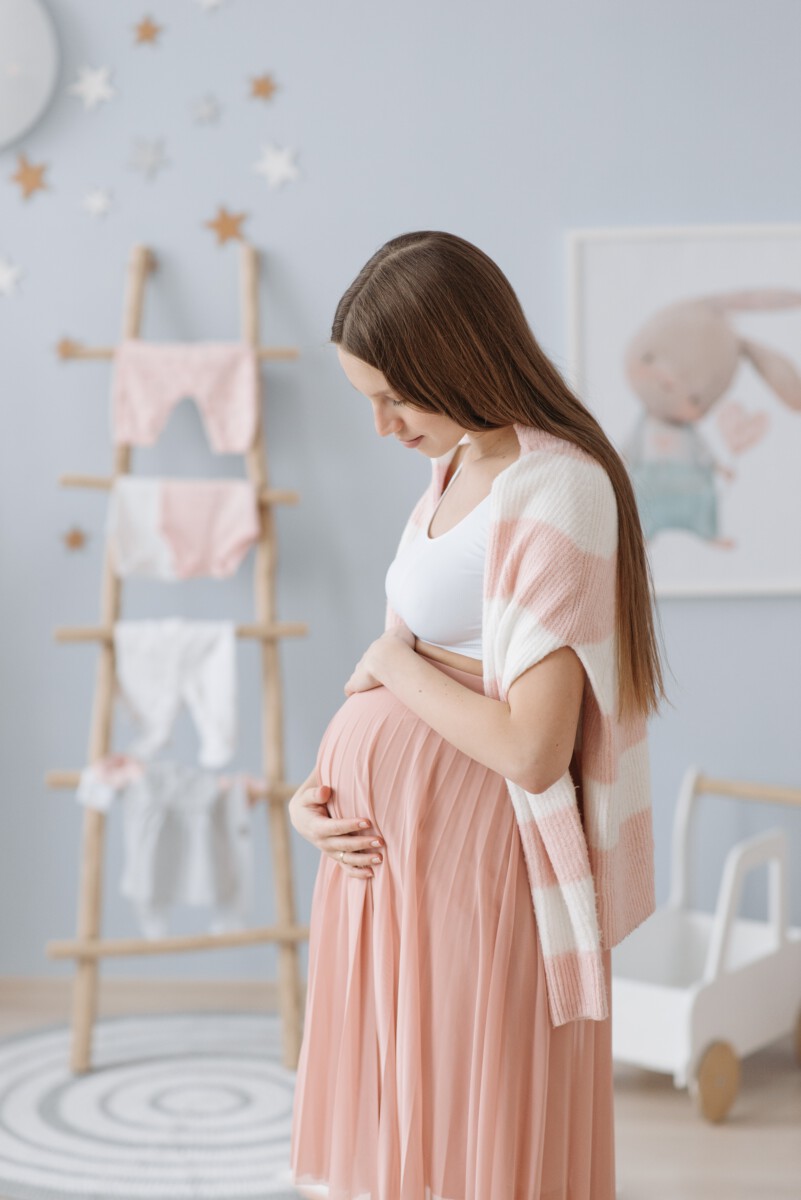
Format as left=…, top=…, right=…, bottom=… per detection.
left=485, top=442, right=655, bottom=1024
left=483, top=445, right=620, bottom=1025
left=484, top=446, right=619, bottom=707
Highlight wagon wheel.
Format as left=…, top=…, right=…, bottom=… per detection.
left=693, top=1041, right=740, bottom=1123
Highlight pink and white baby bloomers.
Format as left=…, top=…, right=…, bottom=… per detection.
left=111, top=339, right=258, bottom=453
left=107, top=477, right=260, bottom=580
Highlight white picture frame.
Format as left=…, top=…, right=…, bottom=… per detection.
left=567, top=224, right=801, bottom=598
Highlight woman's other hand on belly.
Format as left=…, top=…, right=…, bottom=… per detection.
left=344, top=626, right=416, bottom=696
left=289, top=769, right=384, bottom=879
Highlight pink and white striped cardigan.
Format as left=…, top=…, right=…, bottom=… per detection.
left=384, top=423, right=655, bottom=1026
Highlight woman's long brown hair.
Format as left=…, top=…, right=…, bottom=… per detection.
left=331, top=230, right=667, bottom=720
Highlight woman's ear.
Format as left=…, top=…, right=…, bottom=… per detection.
left=740, top=337, right=801, bottom=411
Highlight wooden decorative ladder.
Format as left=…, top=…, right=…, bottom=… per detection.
left=45, top=242, right=308, bottom=1074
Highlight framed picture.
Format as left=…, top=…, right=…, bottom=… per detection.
left=567, top=224, right=801, bottom=597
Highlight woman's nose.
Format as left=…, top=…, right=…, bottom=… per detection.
left=373, top=402, right=402, bottom=438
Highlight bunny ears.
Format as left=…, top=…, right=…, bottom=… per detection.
left=701, top=289, right=801, bottom=411
left=740, top=339, right=801, bottom=411
left=703, top=288, right=801, bottom=312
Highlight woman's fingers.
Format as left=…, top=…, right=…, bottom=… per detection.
left=296, top=800, right=383, bottom=848
left=328, top=835, right=383, bottom=883
left=324, top=831, right=383, bottom=851
left=315, top=825, right=383, bottom=858
left=310, top=813, right=378, bottom=838
left=290, top=780, right=383, bottom=875
left=340, top=863, right=374, bottom=878
left=333, top=844, right=381, bottom=877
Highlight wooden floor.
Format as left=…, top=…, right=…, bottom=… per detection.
left=614, top=1044, right=801, bottom=1199
left=1, top=979, right=799, bottom=1199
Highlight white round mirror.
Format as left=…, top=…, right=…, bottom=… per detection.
left=0, top=0, right=59, bottom=149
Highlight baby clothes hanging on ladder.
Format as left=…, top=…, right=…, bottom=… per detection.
left=76, top=758, right=254, bottom=939
left=76, top=753, right=146, bottom=811
left=111, top=339, right=259, bottom=453
left=113, top=619, right=237, bottom=768
left=107, top=477, right=261, bottom=579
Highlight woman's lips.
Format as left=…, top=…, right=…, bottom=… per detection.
left=400, top=435, right=423, bottom=448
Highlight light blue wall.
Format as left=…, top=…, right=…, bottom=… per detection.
left=1, top=0, right=799, bottom=982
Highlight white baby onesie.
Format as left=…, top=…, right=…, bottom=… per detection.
left=113, top=619, right=236, bottom=768
left=76, top=759, right=253, bottom=939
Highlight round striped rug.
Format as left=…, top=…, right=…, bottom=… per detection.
left=0, top=1012, right=300, bottom=1199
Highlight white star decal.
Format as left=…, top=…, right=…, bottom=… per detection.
left=130, top=139, right=169, bottom=180
left=253, top=143, right=300, bottom=189
left=192, top=94, right=221, bottom=124
left=83, top=189, right=113, bottom=218
left=195, top=0, right=226, bottom=10
left=0, top=256, right=23, bottom=297
left=68, top=66, right=115, bottom=111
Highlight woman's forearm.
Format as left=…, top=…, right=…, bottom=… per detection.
left=369, top=638, right=533, bottom=788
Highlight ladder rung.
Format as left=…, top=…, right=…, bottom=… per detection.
left=59, top=474, right=300, bottom=506
left=56, top=339, right=299, bottom=362
left=246, top=782, right=298, bottom=801
left=55, top=621, right=308, bottom=643
left=45, top=769, right=297, bottom=803
left=46, top=923, right=310, bottom=960
left=697, top=774, right=801, bottom=807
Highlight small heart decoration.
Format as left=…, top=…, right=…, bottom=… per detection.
left=716, top=401, right=770, bottom=455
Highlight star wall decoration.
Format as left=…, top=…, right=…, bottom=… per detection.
left=130, top=138, right=169, bottom=180
left=0, top=256, right=23, bottom=297
left=62, top=526, right=89, bottom=551
left=253, top=143, right=299, bottom=189
left=204, top=205, right=248, bottom=244
left=68, top=66, right=116, bottom=111
left=192, top=93, right=221, bottom=124
left=10, top=153, right=49, bottom=200
left=56, top=338, right=81, bottom=359
left=83, top=188, right=113, bottom=218
left=195, top=0, right=226, bottom=10
left=134, top=16, right=163, bottom=44
left=250, top=73, right=277, bottom=101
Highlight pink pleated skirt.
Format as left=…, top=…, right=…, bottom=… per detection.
left=290, top=660, right=615, bottom=1200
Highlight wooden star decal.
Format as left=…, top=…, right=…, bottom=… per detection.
left=250, top=73, right=278, bottom=101
left=134, top=16, right=162, bottom=43
left=10, top=153, right=48, bottom=200
left=56, top=338, right=81, bottom=359
left=204, top=205, right=248, bottom=245
left=63, top=526, right=89, bottom=551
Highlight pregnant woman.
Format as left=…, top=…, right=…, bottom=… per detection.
left=289, top=231, right=665, bottom=1200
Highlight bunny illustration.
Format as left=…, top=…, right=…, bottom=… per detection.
left=622, top=288, right=801, bottom=545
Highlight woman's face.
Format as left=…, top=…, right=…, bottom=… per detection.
left=337, top=348, right=465, bottom=458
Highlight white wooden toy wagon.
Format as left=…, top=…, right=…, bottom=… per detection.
left=611, top=766, right=801, bottom=1122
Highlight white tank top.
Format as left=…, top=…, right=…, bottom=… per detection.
left=384, top=463, right=489, bottom=660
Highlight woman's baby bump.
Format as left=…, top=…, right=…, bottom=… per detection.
left=315, top=686, right=418, bottom=859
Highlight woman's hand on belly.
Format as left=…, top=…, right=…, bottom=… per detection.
left=344, top=625, right=416, bottom=696
left=289, top=769, right=385, bottom=879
